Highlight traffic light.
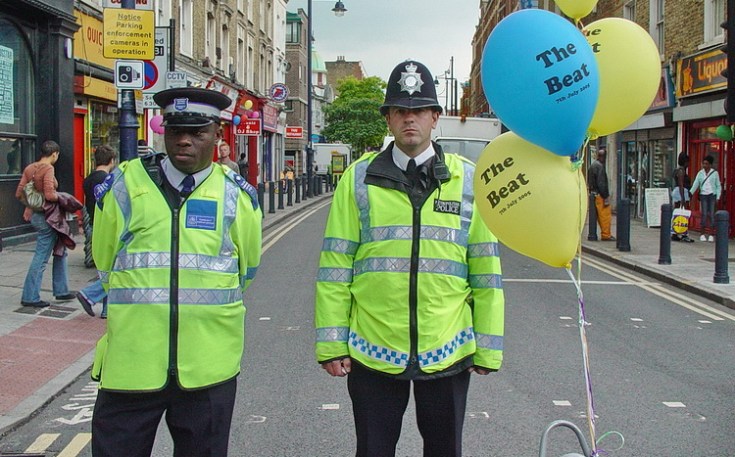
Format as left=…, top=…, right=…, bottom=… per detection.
left=723, top=0, right=735, bottom=121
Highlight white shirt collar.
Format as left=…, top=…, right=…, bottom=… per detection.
left=161, top=157, right=213, bottom=191
left=392, top=143, right=435, bottom=171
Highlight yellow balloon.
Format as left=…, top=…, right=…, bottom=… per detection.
left=473, top=132, right=587, bottom=268
left=584, top=18, right=661, bottom=137
left=244, top=99, right=254, bottom=110
left=555, top=0, right=598, bottom=21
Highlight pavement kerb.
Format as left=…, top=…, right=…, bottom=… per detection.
left=582, top=245, right=735, bottom=311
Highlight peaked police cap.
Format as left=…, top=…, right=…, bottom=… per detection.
left=153, top=87, right=232, bottom=127
left=380, top=60, right=442, bottom=115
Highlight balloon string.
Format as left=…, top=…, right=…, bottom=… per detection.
left=565, top=266, right=598, bottom=453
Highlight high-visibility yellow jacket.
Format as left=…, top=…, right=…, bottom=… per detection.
left=91, top=155, right=262, bottom=391
left=315, top=145, right=504, bottom=379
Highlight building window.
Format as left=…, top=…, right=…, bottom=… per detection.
left=0, top=18, right=35, bottom=176
left=221, top=24, right=230, bottom=70
left=704, top=0, right=726, bottom=44
left=650, top=0, right=664, bottom=57
left=237, top=25, right=245, bottom=83
left=286, top=21, right=301, bottom=44
left=157, top=0, right=172, bottom=24
left=206, top=9, right=216, bottom=64
left=623, top=1, right=635, bottom=20
left=285, top=100, right=293, bottom=112
left=180, top=0, right=194, bottom=56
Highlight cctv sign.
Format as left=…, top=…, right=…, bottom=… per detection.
left=115, top=60, right=144, bottom=89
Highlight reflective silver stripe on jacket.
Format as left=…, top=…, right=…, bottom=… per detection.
left=363, top=225, right=468, bottom=245
left=316, top=326, right=350, bottom=342
left=469, top=274, right=503, bottom=289
left=114, top=252, right=239, bottom=274
left=349, top=330, right=410, bottom=367
left=354, top=257, right=468, bottom=279
left=475, top=332, right=504, bottom=351
left=220, top=178, right=240, bottom=257
left=460, top=160, right=474, bottom=240
left=418, top=327, right=474, bottom=368
left=108, top=287, right=242, bottom=305
left=467, top=242, right=500, bottom=258
left=317, top=267, right=353, bottom=283
left=322, top=237, right=359, bottom=255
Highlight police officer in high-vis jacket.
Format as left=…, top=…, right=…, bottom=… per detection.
left=90, top=87, right=262, bottom=457
left=315, top=60, right=505, bottom=457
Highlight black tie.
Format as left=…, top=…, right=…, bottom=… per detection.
left=180, top=174, right=195, bottom=198
left=406, top=159, right=418, bottom=180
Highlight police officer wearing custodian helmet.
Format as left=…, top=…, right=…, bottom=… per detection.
left=90, top=87, right=262, bottom=456
left=315, top=60, right=505, bottom=456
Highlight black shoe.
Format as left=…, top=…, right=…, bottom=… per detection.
left=55, top=292, right=77, bottom=301
left=671, top=234, right=682, bottom=242
left=76, top=291, right=95, bottom=317
left=681, top=235, right=695, bottom=243
left=601, top=236, right=616, bottom=241
left=21, top=300, right=50, bottom=308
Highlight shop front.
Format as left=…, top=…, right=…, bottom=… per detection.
left=674, top=48, right=733, bottom=236
left=0, top=1, right=78, bottom=242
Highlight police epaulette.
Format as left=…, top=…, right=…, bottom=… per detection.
left=224, top=169, right=259, bottom=210
left=93, top=166, right=124, bottom=209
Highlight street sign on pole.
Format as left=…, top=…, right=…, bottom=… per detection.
left=115, top=60, right=144, bottom=89
left=103, top=8, right=155, bottom=60
left=236, top=119, right=262, bottom=136
left=286, top=126, right=303, bottom=139
left=142, top=27, right=170, bottom=109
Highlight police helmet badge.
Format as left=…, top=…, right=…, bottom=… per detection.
left=173, top=98, right=189, bottom=112
left=398, top=62, right=423, bottom=95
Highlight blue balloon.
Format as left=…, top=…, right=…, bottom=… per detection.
left=233, top=115, right=241, bottom=125
left=482, top=9, right=599, bottom=156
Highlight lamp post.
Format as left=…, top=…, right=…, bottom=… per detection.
left=306, top=0, right=346, bottom=197
left=434, top=58, right=457, bottom=116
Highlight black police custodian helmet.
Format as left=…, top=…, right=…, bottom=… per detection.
left=380, top=60, right=442, bottom=116
left=153, top=87, right=232, bottom=127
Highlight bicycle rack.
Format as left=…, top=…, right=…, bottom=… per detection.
left=538, top=420, right=593, bottom=457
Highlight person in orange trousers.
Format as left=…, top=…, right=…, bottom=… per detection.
left=587, top=148, right=615, bottom=241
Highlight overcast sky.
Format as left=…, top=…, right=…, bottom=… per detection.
left=287, top=0, right=482, bottom=103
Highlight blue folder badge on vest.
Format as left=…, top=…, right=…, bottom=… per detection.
left=185, top=199, right=217, bottom=230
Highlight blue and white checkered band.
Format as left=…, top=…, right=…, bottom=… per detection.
left=231, top=172, right=259, bottom=209
left=174, top=97, right=188, bottom=111
left=94, top=173, right=115, bottom=203
left=399, top=62, right=423, bottom=95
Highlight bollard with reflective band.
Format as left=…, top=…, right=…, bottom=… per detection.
left=616, top=198, right=631, bottom=251
left=278, top=182, right=285, bottom=210
left=714, top=210, right=730, bottom=284
left=658, top=203, right=672, bottom=265
left=587, top=193, right=598, bottom=241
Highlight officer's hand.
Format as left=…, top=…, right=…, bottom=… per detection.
left=322, top=358, right=352, bottom=377
left=468, top=366, right=494, bottom=375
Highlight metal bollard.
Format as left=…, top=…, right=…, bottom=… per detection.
left=658, top=203, right=672, bottom=265
left=587, top=193, right=598, bottom=241
left=714, top=210, right=730, bottom=284
left=257, top=183, right=265, bottom=218
left=278, top=181, right=284, bottom=210
left=616, top=198, right=631, bottom=251
left=267, top=181, right=276, bottom=214
left=302, top=174, right=308, bottom=200
left=287, top=179, right=293, bottom=206
left=295, top=177, right=301, bottom=203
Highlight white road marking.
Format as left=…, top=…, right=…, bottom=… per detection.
left=663, top=401, right=686, bottom=408
left=467, top=411, right=490, bottom=419
left=553, top=400, right=571, bottom=406
left=559, top=316, right=573, bottom=320
left=698, top=320, right=712, bottom=324
left=504, top=278, right=645, bottom=285
left=320, top=403, right=340, bottom=410
left=630, top=318, right=644, bottom=322
left=25, top=433, right=59, bottom=453
left=581, top=256, right=735, bottom=321
left=262, top=201, right=331, bottom=253
left=259, top=317, right=271, bottom=321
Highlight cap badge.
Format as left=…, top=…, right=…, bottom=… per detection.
left=398, top=62, right=423, bottom=95
left=173, top=97, right=189, bottom=111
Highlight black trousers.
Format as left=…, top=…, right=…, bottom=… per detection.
left=347, top=363, right=471, bottom=457
left=92, top=377, right=237, bottom=457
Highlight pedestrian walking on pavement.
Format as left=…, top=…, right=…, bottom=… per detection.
left=15, top=140, right=77, bottom=308
left=77, top=144, right=117, bottom=318
left=671, top=152, right=695, bottom=242
left=217, top=140, right=239, bottom=174
left=89, top=87, right=262, bottom=457
left=315, top=60, right=505, bottom=457
left=690, top=155, right=722, bottom=242
left=587, top=147, right=615, bottom=241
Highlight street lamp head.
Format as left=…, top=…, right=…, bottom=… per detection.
left=332, top=1, right=347, bottom=16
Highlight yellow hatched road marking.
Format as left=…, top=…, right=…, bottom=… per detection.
left=25, top=433, right=59, bottom=452
left=57, top=433, right=92, bottom=457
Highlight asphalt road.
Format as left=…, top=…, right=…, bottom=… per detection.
left=0, top=202, right=733, bottom=456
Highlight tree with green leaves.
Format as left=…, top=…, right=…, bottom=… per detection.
left=322, top=76, right=388, bottom=158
